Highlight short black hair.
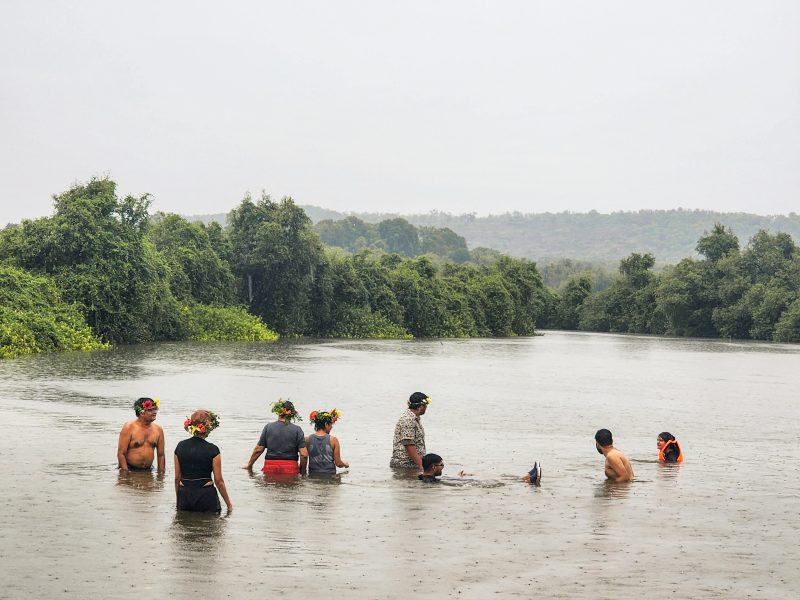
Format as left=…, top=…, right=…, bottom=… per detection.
left=595, top=429, right=613, bottom=447
left=422, top=453, right=442, bottom=471
left=134, top=397, right=155, bottom=415
left=658, top=432, right=675, bottom=442
left=409, top=392, right=429, bottom=407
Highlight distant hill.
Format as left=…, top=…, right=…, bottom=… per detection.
left=181, top=206, right=800, bottom=265
left=301, top=206, right=800, bottom=265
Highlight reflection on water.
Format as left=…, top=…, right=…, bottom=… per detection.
left=1, top=331, right=799, bottom=599
left=116, top=469, right=166, bottom=494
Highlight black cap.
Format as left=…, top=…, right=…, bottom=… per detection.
left=408, top=392, right=430, bottom=407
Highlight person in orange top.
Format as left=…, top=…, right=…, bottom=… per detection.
left=657, top=432, right=683, bottom=463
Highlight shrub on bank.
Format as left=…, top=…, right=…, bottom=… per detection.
left=325, top=306, right=412, bottom=339
left=182, top=304, right=279, bottom=342
left=0, top=266, right=109, bottom=358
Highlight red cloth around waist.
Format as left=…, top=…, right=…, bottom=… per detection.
left=262, top=459, right=299, bottom=475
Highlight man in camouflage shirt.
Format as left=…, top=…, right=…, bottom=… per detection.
left=390, top=392, right=431, bottom=470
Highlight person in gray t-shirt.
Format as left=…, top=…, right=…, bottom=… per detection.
left=243, top=400, right=307, bottom=475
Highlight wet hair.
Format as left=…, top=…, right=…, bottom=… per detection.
left=408, top=392, right=429, bottom=408
left=133, top=397, right=157, bottom=416
left=594, top=429, right=613, bottom=447
left=422, top=453, right=442, bottom=472
left=658, top=432, right=675, bottom=442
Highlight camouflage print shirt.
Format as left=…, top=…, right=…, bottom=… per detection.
left=390, top=409, right=425, bottom=469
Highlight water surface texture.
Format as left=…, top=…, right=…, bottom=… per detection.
left=1, top=332, right=798, bottom=599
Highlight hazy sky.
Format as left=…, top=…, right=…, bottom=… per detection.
left=1, top=1, right=798, bottom=224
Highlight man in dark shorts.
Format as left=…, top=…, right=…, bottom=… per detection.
left=244, top=400, right=308, bottom=475
left=117, top=397, right=165, bottom=472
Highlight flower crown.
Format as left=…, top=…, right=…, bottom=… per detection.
left=309, top=408, right=342, bottom=425
left=271, top=399, right=301, bottom=422
left=134, top=398, right=160, bottom=415
left=183, top=412, right=220, bottom=436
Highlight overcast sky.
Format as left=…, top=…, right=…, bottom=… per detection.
left=1, top=1, right=798, bottom=224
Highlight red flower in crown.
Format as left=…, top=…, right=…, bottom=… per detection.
left=183, top=419, right=192, bottom=427
left=142, top=400, right=155, bottom=411
left=309, top=410, right=318, bottom=421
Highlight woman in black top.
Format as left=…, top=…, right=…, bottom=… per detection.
left=174, top=409, right=233, bottom=513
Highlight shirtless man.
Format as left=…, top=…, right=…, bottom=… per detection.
left=117, top=397, right=165, bottom=472
left=594, top=429, right=634, bottom=482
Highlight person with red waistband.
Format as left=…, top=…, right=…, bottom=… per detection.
left=657, top=432, right=684, bottom=463
left=243, top=399, right=307, bottom=476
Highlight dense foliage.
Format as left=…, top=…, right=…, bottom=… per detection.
left=0, top=265, right=108, bottom=358
left=542, top=224, right=800, bottom=342
left=4, top=179, right=799, bottom=358
left=315, top=216, right=471, bottom=263
left=0, top=180, right=278, bottom=356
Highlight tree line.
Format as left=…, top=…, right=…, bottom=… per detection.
left=541, top=224, right=800, bottom=342
left=0, top=179, right=549, bottom=358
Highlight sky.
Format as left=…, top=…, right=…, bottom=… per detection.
left=1, top=1, right=798, bottom=224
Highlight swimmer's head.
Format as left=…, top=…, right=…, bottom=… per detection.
left=134, top=397, right=159, bottom=416
left=657, top=432, right=675, bottom=448
left=309, top=408, right=341, bottom=431
left=595, top=429, right=613, bottom=450
left=422, top=453, right=443, bottom=473
left=408, top=392, right=431, bottom=414
left=183, top=409, right=220, bottom=437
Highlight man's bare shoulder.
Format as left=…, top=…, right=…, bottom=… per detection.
left=119, top=420, right=137, bottom=432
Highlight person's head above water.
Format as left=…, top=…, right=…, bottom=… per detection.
left=657, top=432, right=675, bottom=445
left=421, top=453, right=443, bottom=474
left=408, top=392, right=431, bottom=415
left=595, top=428, right=613, bottom=447
left=134, top=397, right=159, bottom=417
left=309, top=408, right=341, bottom=431
left=183, top=409, right=220, bottom=438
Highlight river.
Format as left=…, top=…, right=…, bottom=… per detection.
left=0, top=331, right=798, bottom=599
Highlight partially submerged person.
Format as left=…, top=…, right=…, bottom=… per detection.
left=657, top=432, right=684, bottom=463
left=390, top=392, right=431, bottom=470
left=244, top=400, right=308, bottom=476
left=174, top=410, right=233, bottom=513
left=305, top=408, right=349, bottom=475
left=594, top=429, right=634, bottom=482
left=418, top=453, right=466, bottom=483
left=117, top=397, right=165, bottom=472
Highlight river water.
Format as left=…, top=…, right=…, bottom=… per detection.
left=0, top=331, right=798, bottom=599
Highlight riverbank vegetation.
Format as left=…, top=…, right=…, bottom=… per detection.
left=2, top=178, right=798, bottom=359
left=0, top=178, right=549, bottom=357
left=541, top=224, right=800, bottom=342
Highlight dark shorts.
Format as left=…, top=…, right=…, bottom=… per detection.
left=127, top=465, right=153, bottom=472
left=177, top=483, right=221, bottom=513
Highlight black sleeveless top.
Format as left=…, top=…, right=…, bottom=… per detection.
left=175, top=436, right=220, bottom=480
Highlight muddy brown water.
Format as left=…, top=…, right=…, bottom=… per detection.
left=1, top=332, right=798, bottom=599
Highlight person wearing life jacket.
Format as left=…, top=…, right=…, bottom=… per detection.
left=657, top=432, right=683, bottom=463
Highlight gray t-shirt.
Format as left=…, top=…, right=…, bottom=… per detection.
left=257, top=420, right=306, bottom=461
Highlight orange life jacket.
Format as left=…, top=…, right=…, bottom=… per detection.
left=658, top=439, right=683, bottom=463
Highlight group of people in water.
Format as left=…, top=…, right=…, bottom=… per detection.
left=117, top=393, right=684, bottom=514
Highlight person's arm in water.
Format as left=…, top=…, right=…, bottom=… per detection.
left=117, top=423, right=132, bottom=470
left=330, top=435, right=349, bottom=468
left=243, top=445, right=266, bottom=470
left=606, top=453, right=632, bottom=482
left=212, top=454, right=233, bottom=513
left=173, top=454, right=182, bottom=496
left=298, top=447, right=309, bottom=474
left=156, top=425, right=166, bottom=473
left=404, top=444, right=423, bottom=470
